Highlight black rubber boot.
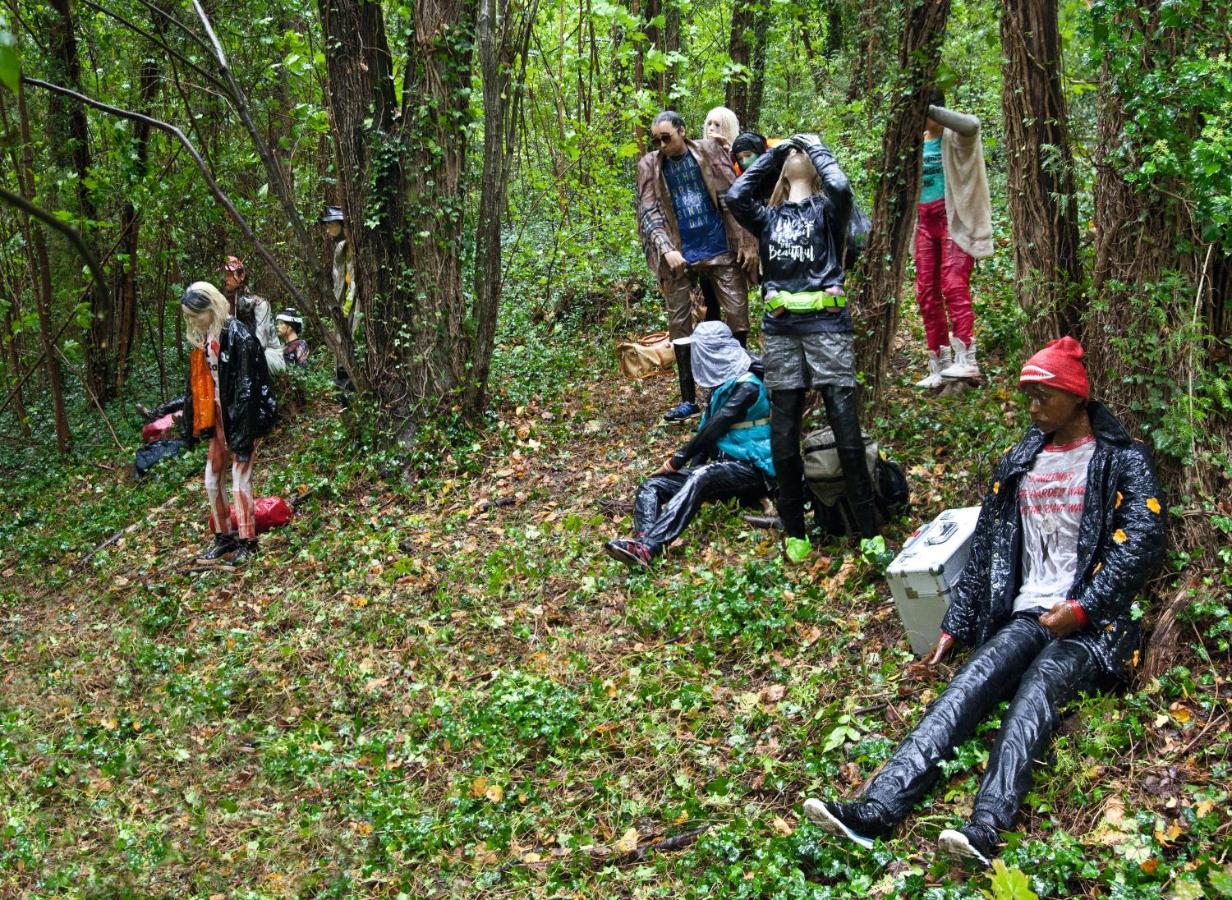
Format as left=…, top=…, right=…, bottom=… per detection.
left=770, top=388, right=808, bottom=538
left=197, top=533, right=238, bottom=563
left=821, top=384, right=880, bottom=538
left=674, top=343, right=697, bottom=406
left=732, top=329, right=749, bottom=349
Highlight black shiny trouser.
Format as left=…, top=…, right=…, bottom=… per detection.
left=861, top=615, right=1101, bottom=832
left=633, top=460, right=767, bottom=554
left=770, top=385, right=878, bottom=539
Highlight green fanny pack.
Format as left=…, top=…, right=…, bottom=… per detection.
left=766, top=289, right=847, bottom=313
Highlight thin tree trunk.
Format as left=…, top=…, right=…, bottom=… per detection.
left=852, top=0, right=952, bottom=411
left=725, top=2, right=754, bottom=126
left=16, top=81, right=71, bottom=451
left=468, top=0, right=538, bottom=410
left=1000, top=0, right=1083, bottom=346
left=47, top=0, right=114, bottom=404
left=112, top=56, right=160, bottom=395
left=745, top=2, right=769, bottom=131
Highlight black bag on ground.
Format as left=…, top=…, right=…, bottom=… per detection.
left=135, top=439, right=186, bottom=478
left=802, top=426, right=909, bottom=536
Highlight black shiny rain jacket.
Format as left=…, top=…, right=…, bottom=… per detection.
left=940, top=402, right=1166, bottom=679
left=182, top=317, right=277, bottom=459
left=725, top=140, right=853, bottom=297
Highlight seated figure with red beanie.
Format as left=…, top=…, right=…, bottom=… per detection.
left=803, top=337, right=1166, bottom=864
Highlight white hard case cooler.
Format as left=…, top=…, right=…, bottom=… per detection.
left=886, top=506, right=982, bottom=656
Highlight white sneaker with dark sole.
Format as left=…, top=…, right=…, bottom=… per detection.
left=938, top=828, right=992, bottom=867
left=802, top=798, right=875, bottom=850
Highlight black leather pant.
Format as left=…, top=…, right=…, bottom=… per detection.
left=861, top=615, right=1101, bottom=832
left=633, top=460, right=767, bottom=554
left=770, top=384, right=878, bottom=539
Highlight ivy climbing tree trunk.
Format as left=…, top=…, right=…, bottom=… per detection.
left=319, top=0, right=479, bottom=441
left=1000, top=0, right=1083, bottom=346
left=851, top=0, right=951, bottom=412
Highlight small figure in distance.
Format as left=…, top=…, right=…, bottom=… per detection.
left=635, top=110, right=759, bottom=424
left=181, top=282, right=278, bottom=567
left=320, top=205, right=359, bottom=405
left=726, top=131, right=881, bottom=562
left=912, top=89, right=993, bottom=388
left=803, top=338, right=1166, bottom=866
left=222, top=255, right=286, bottom=375
left=605, top=321, right=775, bottom=569
left=276, top=308, right=310, bottom=367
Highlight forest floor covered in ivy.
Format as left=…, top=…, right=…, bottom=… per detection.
left=1, top=300, right=1230, bottom=898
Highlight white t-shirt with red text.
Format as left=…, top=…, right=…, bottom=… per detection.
left=1012, top=435, right=1096, bottom=615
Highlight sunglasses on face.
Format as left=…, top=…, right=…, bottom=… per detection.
left=652, top=131, right=677, bottom=146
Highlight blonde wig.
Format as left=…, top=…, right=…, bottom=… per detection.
left=704, top=106, right=740, bottom=146
left=181, top=281, right=231, bottom=348
left=768, top=150, right=821, bottom=207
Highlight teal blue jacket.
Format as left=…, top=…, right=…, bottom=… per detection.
left=673, top=371, right=775, bottom=478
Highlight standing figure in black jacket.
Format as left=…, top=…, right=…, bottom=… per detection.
left=181, top=281, right=278, bottom=567
left=803, top=338, right=1166, bottom=865
left=726, top=134, right=879, bottom=561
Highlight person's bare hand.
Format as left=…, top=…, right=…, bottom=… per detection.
left=1039, top=600, right=1083, bottom=638
left=907, top=632, right=955, bottom=676
left=663, top=250, right=686, bottom=275
left=738, top=245, right=759, bottom=279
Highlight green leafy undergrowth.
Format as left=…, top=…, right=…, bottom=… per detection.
left=1, top=312, right=1227, bottom=896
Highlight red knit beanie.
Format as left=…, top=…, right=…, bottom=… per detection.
left=1019, top=337, right=1090, bottom=400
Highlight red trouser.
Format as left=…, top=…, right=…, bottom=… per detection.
left=205, top=403, right=256, bottom=540
left=914, top=198, right=975, bottom=353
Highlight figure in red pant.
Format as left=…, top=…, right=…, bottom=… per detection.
left=912, top=91, right=993, bottom=388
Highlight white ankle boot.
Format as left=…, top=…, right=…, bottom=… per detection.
left=914, top=346, right=952, bottom=389
left=940, top=336, right=980, bottom=379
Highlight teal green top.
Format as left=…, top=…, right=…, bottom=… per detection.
left=919, top=137, right=945, bottom=204
left=704, top=373, right=775, bottom=478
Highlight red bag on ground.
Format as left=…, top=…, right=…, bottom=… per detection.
left=229, top=496, right=294, bottom=534
left=142, top=413, right=178, bottom=443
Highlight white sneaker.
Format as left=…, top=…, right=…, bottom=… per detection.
left=940, top=336, right=980, bottom=380
left=913, top=347, right=951, bottom=389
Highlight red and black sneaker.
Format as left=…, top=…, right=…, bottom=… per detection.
left=604, top=538, right=653, bottom=570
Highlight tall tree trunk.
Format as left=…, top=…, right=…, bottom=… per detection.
left=745, top=2, right=769, bottom=131
left=725, top=2, right=754, bottom=127
left=1000, top=0, right=1083, bottom=346
left=15, top=82, right=71, bottom=451
left=852, top=0, right=952, bottom=410
left=319, top=0, right=479, bottom=440
left=468, top=0, right=538, bottom=410
left=111, top=56, right=160, bottom=395
left=46, top=0, right=114, bottom=404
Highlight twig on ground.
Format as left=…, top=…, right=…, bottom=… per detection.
left=593, top=824, right=712, bottom=868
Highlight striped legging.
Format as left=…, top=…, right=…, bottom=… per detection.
left=205, top=404, right=255, bottom=540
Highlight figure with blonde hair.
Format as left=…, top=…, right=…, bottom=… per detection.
left=180, top=281, right=277, bottom=566
left=704, top=106, right=740, bottom=148
left=727, top=133, right=879, bottom=561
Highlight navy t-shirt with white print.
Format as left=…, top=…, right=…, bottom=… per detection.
left=662, top=152, right=730, bottom=264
